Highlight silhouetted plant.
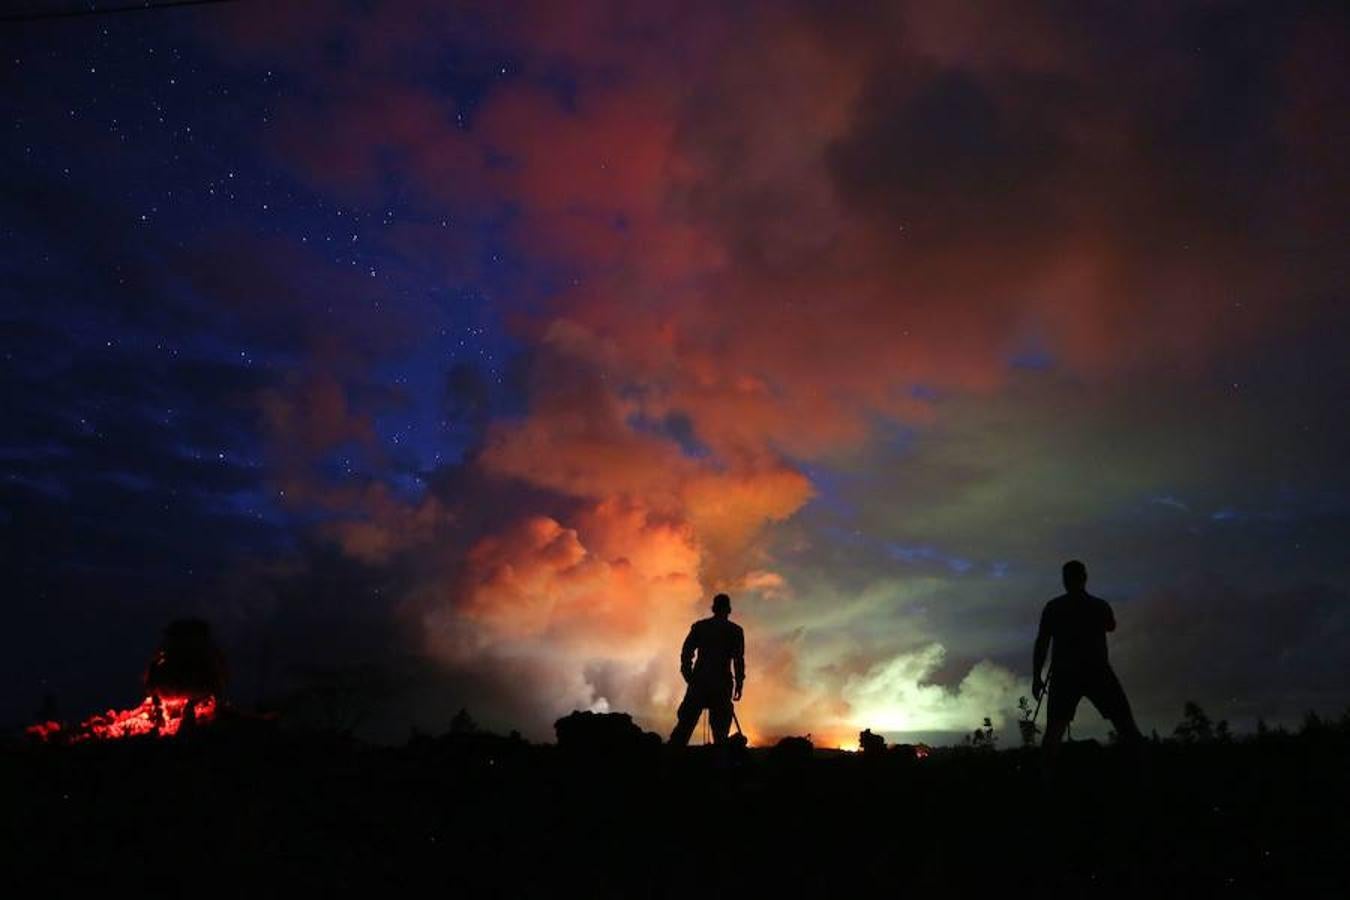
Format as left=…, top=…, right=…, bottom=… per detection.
left=281, top=662, right=392, bottom=736
left=1016, top=696, right=1040, bottom=747
left=1174, top=701, right=1215, bottom=744
left=553, top=710, right=661, bottom=756
left=964, top=716, right=997, bottom=751
left=449, top=707, right=479, bottom=735
left=1255, top=717, right=1289, bottom=740
left=769, top=735, right=814, bottom=765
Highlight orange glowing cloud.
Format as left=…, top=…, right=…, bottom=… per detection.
left=232, top=0, right=1344, bottom=739
left=459, top=501, right=699, bottom=646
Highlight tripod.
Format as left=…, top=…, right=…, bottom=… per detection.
left=1031, top=669, right=1052, bottom=725
left=699, top=706, right=745, bottom=745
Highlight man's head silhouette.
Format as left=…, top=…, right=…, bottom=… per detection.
left=711, top=593, right=732, bottom=617
left=1062, top=559, right=1088, bottom=592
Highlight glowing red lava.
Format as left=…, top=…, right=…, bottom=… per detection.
left=26, top=694, right=218, bottom=743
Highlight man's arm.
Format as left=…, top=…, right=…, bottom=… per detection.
left=679, top=626, right=697, bottom=682
left=1104, top=601, right=1117, bottom=633
left=732, top=626, right=745, bottom=701
left=1032, top=604, right=1052, bottom=698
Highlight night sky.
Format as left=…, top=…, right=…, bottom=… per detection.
left=2, top=1, right=1347, bottom=745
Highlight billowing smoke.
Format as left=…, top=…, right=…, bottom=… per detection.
left=224, top=1, right=1344, bottom=740
left=844, top=645, right=1020, bottom=735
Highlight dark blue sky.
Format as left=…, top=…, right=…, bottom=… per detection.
left=2, top=3, right=525, bottom=727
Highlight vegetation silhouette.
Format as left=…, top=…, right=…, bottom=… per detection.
left=1174, top=700, right=1233, bottom=743
left=9, top=564, right=1350, bottom=893
left=7, top=701, right=1349, bottom=893
left=1016, top=696, right=1042, bottom=747
left=555, top=709, right=662, bottom=761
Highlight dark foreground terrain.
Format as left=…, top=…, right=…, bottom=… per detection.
left=3, top=718, right=1347, bottom=896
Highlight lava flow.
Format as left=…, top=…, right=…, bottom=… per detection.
left=27, top=618, right=227, bottom=744
left=27, top=694, right=218, bottom=743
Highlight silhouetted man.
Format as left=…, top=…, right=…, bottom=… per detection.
left=669, top=593, right=745, bottom=746
left=1033, top=560, right=1142, bottom=761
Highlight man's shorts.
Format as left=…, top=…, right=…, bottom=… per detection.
left=1048, top=666, right=1132, bottom=725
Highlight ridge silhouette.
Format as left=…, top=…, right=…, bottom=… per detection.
left=16, top=582, right=1350, bottom=893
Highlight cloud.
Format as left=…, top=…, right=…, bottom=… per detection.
left=1113, top=578, right=1350, bottom=728
left=198, top=0, right=1350, bottom=740
left=843, top=644, right=1021, bottom=734
left=418, top=497, right=700, bottom=728
left=455, top=500, right=699, bottom=647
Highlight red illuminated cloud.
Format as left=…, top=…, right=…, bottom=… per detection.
left=459, top=499, right=699, bottom=646
left=225, top=1, right=1345, bottom=737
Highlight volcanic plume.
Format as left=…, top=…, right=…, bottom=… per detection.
left=229, top=0, right=1348, bottom=744
left=5, top=0, right=1345, bottom=746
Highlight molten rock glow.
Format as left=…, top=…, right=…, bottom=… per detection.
left=26, top=695, right=218, bottom=744
left=27, top=618, right=227, bottom=744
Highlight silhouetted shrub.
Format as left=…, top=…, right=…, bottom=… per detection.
left=1016, top=696, right=1040, bottom=747
left=1174, top=701, right=1224, bottom=744
left=449, top=707, right=479, bottom=735
left=278, top=662, right=393, bottom=736
left=963, top=717, right=997, bottom=751
left=859, top=728, right=886, bottom=756
left=553, top=710, right=661, bottom=757
left=768, top=735, right=814, bottom=765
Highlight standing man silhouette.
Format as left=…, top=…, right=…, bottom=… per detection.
left=669, top=593, right=745, bottom=746
left=1033, top=560, right=1142, bottom=761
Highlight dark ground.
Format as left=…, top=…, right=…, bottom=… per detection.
left=3, top=719, right=1347, bottom=896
